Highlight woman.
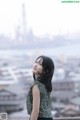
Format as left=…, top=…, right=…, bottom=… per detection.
left=27, top=55, right=54, bottom=120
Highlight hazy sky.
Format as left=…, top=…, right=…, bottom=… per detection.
left=0, top=0, right=80, bottom=38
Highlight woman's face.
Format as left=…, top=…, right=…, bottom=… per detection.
left=32, top=57, right=43, bottom=76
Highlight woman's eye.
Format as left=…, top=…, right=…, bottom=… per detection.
left=35, top=61, right=42, bottom=65
left=39, top=63, right=42, bottom=65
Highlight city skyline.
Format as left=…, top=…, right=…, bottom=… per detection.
left=0, top=0, right=80, bottom=38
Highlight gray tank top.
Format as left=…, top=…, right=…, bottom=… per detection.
left=26, top=80, right=52, bottom=118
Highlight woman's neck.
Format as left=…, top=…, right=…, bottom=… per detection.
left=35, top=75, right=39, bottom=79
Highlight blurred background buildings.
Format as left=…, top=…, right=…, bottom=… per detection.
left=0, top=1, right=80, bottom=120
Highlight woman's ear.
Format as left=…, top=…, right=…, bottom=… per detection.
left=42, top=69, right=45, bottom=74
left=43, top=69, right=48, bottom=74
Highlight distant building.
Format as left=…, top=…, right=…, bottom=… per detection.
left=55, top=108, right=80, bottom=117
left=52, top=80, right=78, bottom=101
left=0, top=83, right=26, bottom=113
left=0, top=66, right=32, bottom=113
left=53, top=80, right=75, bottom=91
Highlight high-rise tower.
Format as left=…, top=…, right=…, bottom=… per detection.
left=22, top=3, right=27, bottom=42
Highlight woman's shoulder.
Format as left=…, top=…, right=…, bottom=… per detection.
left=34, top=80, right=45, bottom=87
left=32, top=80, right=45, bottom=92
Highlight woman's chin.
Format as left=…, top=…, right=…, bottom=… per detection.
left=32, top=70, right=37, bottom=74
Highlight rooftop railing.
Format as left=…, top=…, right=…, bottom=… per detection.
left=8, top=116, right=80, bottom=120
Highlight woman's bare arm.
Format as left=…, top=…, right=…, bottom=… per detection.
left=30, top=84, right=40, bottom=120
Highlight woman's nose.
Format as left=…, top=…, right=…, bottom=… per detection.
left=34, top=63, right=37, bottom=67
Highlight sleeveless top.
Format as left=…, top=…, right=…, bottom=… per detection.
left=26, top=80, right=52, bottom=118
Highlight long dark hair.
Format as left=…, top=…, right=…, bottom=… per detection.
left=33, top=55, right=55, bottom=92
